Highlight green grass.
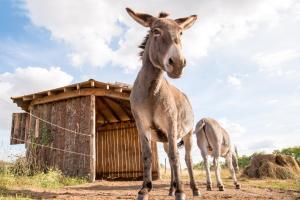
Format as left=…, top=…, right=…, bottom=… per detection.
left=0, top=160, right=88, bottom=199
left=0, top=169, right=88, bottom=190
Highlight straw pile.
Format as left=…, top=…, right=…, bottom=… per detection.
left=243, top=154, right=300, bottom=179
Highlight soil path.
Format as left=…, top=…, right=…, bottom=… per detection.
left=8, top=180, right=300, bottom=199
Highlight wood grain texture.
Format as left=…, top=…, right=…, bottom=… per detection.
left=14, top=94, right=160, bottom=181
left=25, top=96, right=93, bottom=177
left=95, top=121, right=159, bottom=180
left=10, top=113, right=28, bottom=144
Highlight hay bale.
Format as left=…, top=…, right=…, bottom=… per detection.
left=243, top=154, right=300, bottom=179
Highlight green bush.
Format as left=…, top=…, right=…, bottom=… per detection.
left=193, top=162, right=204, bottom=170
left=238, top=155, right=251, bottom=169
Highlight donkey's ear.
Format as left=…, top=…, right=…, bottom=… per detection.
left=126, top=7, right=155, bottom=27
left=175, top=15, right=197, bottom=30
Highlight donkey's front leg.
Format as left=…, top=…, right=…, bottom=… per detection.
left=168, top=135, right=185, bottom=200
left=163, top=143, right=175, bottom=196
left=138, top=134, right=152, bottom=200
left=183, top=132, right=200, bottom=196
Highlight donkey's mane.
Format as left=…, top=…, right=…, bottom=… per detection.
left=139, top=12, right=169, bottom=58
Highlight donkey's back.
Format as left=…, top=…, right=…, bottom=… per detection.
left=195, top=118, right=231, bottom=157
left=195, top=117, right=240, bottom=191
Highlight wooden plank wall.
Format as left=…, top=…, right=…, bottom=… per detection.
left=96, top=122, right=160, bottom=180
left=10, top=113, right=29, bottom=145
left=26, top=96, right=94, bottom=177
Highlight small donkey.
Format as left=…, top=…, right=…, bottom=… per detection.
left=126, top=7, right=198, bottom=200
left=195, top=118, right=240, bottom=191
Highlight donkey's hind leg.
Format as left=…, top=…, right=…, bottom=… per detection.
left=183, top=132, right=200, bottom=196
left=201, top=151, right=212, bottom=191
left=226, top=152, right=240, bottom=189
left=163, top=143, right=175, bottom=196
left=213, top=156, right=224, bottom=191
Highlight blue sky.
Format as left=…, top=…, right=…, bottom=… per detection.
left=0, top=0, right=300, bottom=165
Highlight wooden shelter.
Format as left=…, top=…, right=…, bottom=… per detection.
left=10, top=79, right=160, bottom=181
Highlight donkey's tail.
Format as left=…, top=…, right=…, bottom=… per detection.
left=194, top=119, right=206, bottom=134
left=177, top=139, right=184, bottom=149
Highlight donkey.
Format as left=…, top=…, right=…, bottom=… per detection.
left=195, top=118, right=240, bottom=191
left=126, top=7, right=198, bottom=200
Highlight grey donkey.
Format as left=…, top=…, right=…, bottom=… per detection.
left=195, top=118, right=240, bottom=191
left=126, top=7, right=199, bottom=200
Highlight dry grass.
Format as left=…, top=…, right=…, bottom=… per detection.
left=161, top=168, right=300, bottom=191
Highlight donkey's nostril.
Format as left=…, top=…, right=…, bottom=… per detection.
left=168, top=58, right=174, bottom=65
left=183, top=58, right=186, bottom=67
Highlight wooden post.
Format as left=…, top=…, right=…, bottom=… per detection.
left=90, top=95, right=96, bottom=181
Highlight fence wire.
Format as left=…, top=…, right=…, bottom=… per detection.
left=1, top=97, right=91, bottom=158
left=24, top=111, right=91, bottom=137
left=11, top=137, right=91, bottom=157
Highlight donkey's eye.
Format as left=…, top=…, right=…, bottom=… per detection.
left=180, top=31, right=183, bottom=36
left=152, top=28, right=161, bottom=36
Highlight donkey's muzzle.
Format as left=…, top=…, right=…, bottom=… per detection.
left=168, top=57, right=186, bottom=68
left=166, top=57, right=185, bottom=79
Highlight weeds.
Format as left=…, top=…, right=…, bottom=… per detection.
left=0, top=157, right=88, bottom=192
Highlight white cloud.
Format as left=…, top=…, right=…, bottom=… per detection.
left=227, top=75, right=242, bottom=89
left=0, top=66, right=73, bottom=161
left=0, top=66, right=73, bottom=96
left=219, top=118, right=246, bottom=138
left=23, top=0, right=300, bottom=70
left=254, top=49, right=300, bottom=75
left=267, top=99, right=279, bottom=104
left=9, top=0, right=299, bottom=161
left=248, top=139, right=276, bottom=153
left=0, top=66, right=73, bottom=129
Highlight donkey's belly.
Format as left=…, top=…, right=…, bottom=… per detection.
left=150, top=128, right=168, bottom=142
left=152, top=111, right=192, bottom=142
left=150, top=126, right=190, bottom=142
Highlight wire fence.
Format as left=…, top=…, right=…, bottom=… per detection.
left=1, top=97, right=92, bottom=158
left=11, top=137, right=91, bottom=157
left=24, top=111, right=91, bottom=137
left=1, top=97, right=209, bottom=173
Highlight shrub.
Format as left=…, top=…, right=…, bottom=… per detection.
left=0, top=161, right=9, bottom=174
left=193, top=162, right=204, bottom=170
left=238, top=155, right=251, bottom=169
left=9, top=157, right=30, bottom=176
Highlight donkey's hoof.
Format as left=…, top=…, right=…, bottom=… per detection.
left=175, top=192, right=186, bottom=200
left=207, top=185, right=212, bottom=191
left=235, top=184, right=241, bottom=189
left=137, top=193, right=149, bottom=200
left=169, top=188, right=175, bottom=196
left=192, top=189, right=200, bottom=196
left=218, top=185, right=224, bottom=191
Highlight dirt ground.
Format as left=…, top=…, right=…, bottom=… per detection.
left=6, top=179, right=300, bottom=200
